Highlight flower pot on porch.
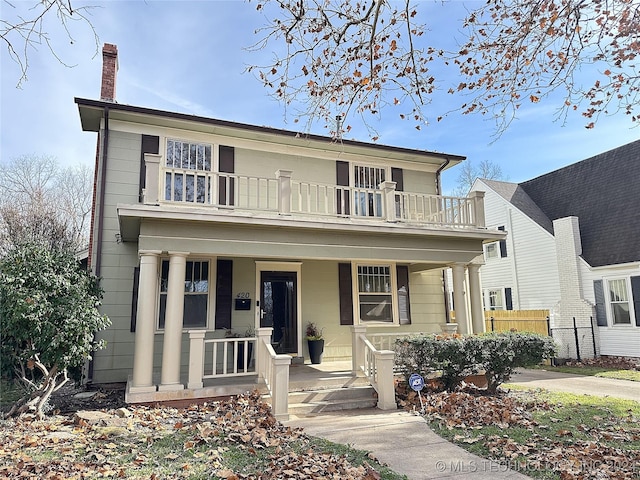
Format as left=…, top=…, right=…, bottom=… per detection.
left=307, top=339, right=324, bottom=364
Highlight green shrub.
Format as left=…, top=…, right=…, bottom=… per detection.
left=395, top=332, right=557, bottom=393
left=475, top=331, right=557, bottom=393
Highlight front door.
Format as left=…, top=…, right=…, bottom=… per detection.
left=260, top=271, right=298, bottom=354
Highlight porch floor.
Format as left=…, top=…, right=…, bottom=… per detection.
left=125, top=360, right=367, bottom=405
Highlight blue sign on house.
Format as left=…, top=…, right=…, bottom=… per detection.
left=409, top=373, right=425, bottom=392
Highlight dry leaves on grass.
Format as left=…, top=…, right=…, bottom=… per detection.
left=397, top=383, right=640, bottom=480
left=397, top=384, right=548, bottom=430
left=0, top=391, right=383, bottom=479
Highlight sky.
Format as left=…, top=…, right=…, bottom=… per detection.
left=1, top=0, right=638, bottom=194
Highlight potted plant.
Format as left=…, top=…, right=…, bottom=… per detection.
left=305, top=322, right=324, bottom=364
left=225, top=327, right=255, bottom=370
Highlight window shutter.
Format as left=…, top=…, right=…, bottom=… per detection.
left=498, top=226, right=507, bottom=258
left=338, top=263, right=354, bottom=325
left=396, top=265, right=411, bottom=324
left=631, top=276, right=640, bottom=327
left=139, top=135, right=159, bottom=202
left=130, top=266, right=140, bottom=332
left=336, top=161, right=350, bottom=215
left=219, top=145, right=235, bottom=206
left=391, top=168, right=404, bottom=191
left=505, top=287, right=513, bottom=310
left=593, top=280, right=608, bottom=326
left=215, top=259, right=233, bottom=329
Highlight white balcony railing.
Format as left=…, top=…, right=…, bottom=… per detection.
left=143, top=155, right=485, bottom=229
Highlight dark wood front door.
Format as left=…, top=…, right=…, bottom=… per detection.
left=260, top=271, right=297, bottom=354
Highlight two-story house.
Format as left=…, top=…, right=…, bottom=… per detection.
left=472, top=140, right=640, bottom=360
left=77, top=44, right=503, bottom=407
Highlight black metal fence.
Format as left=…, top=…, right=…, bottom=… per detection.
left=549, top=317, right=597, bottom=362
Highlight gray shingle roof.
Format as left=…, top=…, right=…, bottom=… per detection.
left=481, top=179, right=554, bottom=234
left=519, top=139, right=640, bottom=267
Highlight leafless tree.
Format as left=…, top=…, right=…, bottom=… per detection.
left=451, top=159, right=507, bottom=197
left=0, top=154, right=92, bottom=254
left=248, top=0, right=640, bottom=139
left=1, top=0, right=99, bottom=87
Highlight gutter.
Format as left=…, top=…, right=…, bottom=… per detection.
left=435, top=157, right=451, bottom=196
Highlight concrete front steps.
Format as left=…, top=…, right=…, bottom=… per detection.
left=287, top=385, right=378, bottom=416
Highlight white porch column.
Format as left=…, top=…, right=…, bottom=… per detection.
left=451, top=263, right=469, bottom=335
left=276, top=169, right=292, bottom=215
left=468, top=264, right=485, bottom=334
left=159, top=251, right=189, bottom=391
left=351, top=325, right=367, bottom=377
left=131, top=250, right=161, bottom=392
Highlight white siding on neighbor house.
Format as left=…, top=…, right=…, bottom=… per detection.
left=591, top=263, right=640, bottom=357
left=473, top=180, right=561, bottom=311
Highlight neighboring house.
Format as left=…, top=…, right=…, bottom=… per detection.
left=472, top=139, right=640, bottom=359
left=77, top=44, right=503, bottom=404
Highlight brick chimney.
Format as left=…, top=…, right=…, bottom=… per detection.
left=100, top=43, right=118, bottom=101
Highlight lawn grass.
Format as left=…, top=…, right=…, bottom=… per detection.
left=427, top=388, right=640, bottom=480
left=537, top=365, right=640, bottom=382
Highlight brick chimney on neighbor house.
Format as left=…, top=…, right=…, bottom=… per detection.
left=100, top=43, right=118, bottom=101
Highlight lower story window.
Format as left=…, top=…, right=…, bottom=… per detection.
left=608, top=278, right=631, bottom=325
left=357, top=265, right=393, bottom=322
left=487, top=289, right=504, bottom=310
left=159, top=259, right=209, bottom=329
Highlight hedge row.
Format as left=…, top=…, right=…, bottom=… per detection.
left=395, top=332, right=557, bottom=393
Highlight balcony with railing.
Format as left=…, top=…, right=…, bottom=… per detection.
left=142, top=153, right=485, bottom=229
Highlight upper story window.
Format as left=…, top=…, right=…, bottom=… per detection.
left=484, top=226, right=507, bottom=260
left=607, top=278, right=631, bottom=325
left=165, top=139, right=213, bottom=203
left=484, top=243, right=499, bottom=259
left=353, top=164, right=386, bottom=217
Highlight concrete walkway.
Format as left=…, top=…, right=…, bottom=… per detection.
left=285, top=369, right=639, bottom=479
left=286, top=408, right=531, bottom=479
left=508, top=368, right=640, bottom=402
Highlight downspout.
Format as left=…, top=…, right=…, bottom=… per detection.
left=88, top=105, right=109, bottom=383
left=436, top=158, right=452, bottom=324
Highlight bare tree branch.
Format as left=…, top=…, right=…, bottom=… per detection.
left=1, top=0, right=100, bottom=87
left=248, top=0, right=640, bottom=139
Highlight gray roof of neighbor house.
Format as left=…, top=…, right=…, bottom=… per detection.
left=483, top=139, right=640, bottom=268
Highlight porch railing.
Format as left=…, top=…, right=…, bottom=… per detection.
left=143, top=155, right=486, bottom=229
left=351, top=326, right=397, bottom=410
left=187, top=332, right=256, bottom=389
left=256, top=327, right=291, bottom=421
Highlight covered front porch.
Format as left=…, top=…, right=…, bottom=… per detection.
left=126, top=326, right=408, bottom=420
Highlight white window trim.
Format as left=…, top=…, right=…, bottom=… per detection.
left=484, top=242, right=499, bottom=260
left=604, top=276, right=635, bottom=327
left=155, top=257, right=215, bottom=333
left=352, top=261, right=400, bottom=326
left=483, top=287, right=505, bottom=311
